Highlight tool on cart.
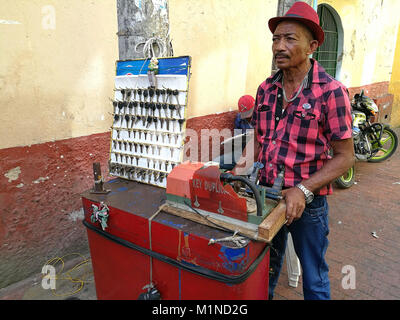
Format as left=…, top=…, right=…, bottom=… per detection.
left=90, top=162, right=110, bottom=194
left=160, top=161, right=287, bottom=243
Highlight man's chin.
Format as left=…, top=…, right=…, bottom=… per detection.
left=275, top=60, right=289, bottom=69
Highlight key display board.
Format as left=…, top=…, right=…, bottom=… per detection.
left=109, top=56, right=191, bottom=188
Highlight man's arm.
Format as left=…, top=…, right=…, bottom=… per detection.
left=282, top=138, right=355, bottom=225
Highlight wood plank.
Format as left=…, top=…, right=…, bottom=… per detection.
left=257, top=200, right=287, bottom=242
left=159, top=203, right=260, bottom=241
left=160, top=199, right=287, bottom=243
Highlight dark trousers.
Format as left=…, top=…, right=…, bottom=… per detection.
left=268, top=195, right=331, bottom=300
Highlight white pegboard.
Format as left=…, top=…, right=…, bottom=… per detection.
left=108, top=62, right=190, bottom=188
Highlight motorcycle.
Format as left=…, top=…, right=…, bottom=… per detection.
left=335, top=90, right=398, bottom=188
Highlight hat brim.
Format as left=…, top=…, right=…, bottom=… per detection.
left=268, top=16, right=325, bottom=47
left=239, top=109, right=254, bottom=119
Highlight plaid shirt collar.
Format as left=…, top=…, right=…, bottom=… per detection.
left=269, top=58, right=329, bottom=89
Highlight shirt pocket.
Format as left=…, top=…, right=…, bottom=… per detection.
left=286, top=101, right=323, bottom=142
left=256, top=104, right=275, bottom=141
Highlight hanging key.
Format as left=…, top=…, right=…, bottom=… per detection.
left=170, top=147, right=174, bottom=159
left=146, top=116, right=153, bottom=129
left=120, top=89, right=126, bottom=101
left=132, top=101, right=138, bottom=115
left=178, top=119, right=185, bottom=132
left=140, top=102, right=145, bottom=115
left=162, top=103, right=168, bottom=119
left=159, top=118, right=165, bottom=131
left=156, top=103, right=162, bottom=117
left=170, top=118, right=176, bottom=132
left=127, top=101, right=133, bottom=115
left=144, top=102, right=150, bottom=117
left=143, top=89, right=149, bottom=102
left=114, top=114, right=120, bottom=125
left=153, top=117, right=158, bottom=131
left=157, top=145, right=161, bottom=156
left=117, top=101, right=124, bottom=114
left=168, top=104, right=175, bottom=118
left=173, top=90, right=182, bottom=118
left=131, top=115, right=136, bottom=128
left=155, top=89, right=160, bottom=102
left=137, top=88, right=143, bottom=102
left=148, top=87, right=155, bottom=102
left=113, top=100, right=118, bottom=114
left=126, top=89, right=132, bottom=101
left=160, top=89, right=166, bottom=103
left=125, top=114, right=130, bottom=128
left=166, top=89, right=173, bottom=103
left=122, top=101, right=128, bottom=114
left=150, top=103, right=156, bottom=117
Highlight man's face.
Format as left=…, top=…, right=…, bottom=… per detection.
left=272, top=20, right=317, bottom=70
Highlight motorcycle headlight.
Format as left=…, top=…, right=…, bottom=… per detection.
left=369, top=101, right=379, bottom=115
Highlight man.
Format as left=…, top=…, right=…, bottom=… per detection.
left=232, top=2, right=354, bottom=300
left=216, top=95, right=255, bottom=170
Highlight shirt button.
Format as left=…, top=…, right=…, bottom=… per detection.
left=272, top=141, right=276, bottom=145
left=276, top=117, right=280, bottom=121
left=269, top=163, right=273, bottom=168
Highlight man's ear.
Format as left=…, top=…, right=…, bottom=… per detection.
left=307, top=40, right=319, bottom=55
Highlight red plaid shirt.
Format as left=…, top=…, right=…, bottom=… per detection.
left=252, top=59, right=352, bottom=195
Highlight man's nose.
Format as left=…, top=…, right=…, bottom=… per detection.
left=273, top=38, right=286, bottom=51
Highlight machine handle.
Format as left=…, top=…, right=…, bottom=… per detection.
left=220, top=173, right=263, bottom=217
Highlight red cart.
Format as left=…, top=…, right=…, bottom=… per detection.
left=82, top=178, right=269, bottom=300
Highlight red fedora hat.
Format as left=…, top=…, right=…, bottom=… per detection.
left=268, top=1, right=324, bottom=46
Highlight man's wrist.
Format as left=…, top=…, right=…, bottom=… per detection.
left=295, top=183, right=314, bottom=204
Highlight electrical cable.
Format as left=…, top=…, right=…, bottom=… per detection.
left=42, top=253, right=93, bottom=298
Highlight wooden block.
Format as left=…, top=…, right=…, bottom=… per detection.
left=159, top=199, right=287, bottom=243
left=257, top=200, right=287, bottom=242
left=160, top=203, right=259, bottom=241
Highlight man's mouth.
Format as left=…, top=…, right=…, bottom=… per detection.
left=275, top=54, right=289, bottom=60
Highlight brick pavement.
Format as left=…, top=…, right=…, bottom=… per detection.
left=274, top=127, right=400, bottom=300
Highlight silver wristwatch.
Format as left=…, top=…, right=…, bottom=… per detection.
left=296, top=183, right=314, bottom=204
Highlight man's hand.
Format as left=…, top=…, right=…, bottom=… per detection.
left=281, top=187, right=306, bottom=225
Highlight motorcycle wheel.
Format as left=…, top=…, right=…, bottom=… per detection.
left=368, top=127, right=398, bottom=163
left=335, top=165, right=355, bottom=189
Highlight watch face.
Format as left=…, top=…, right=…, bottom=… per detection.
left=306, top=194, right=314, bottom=204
